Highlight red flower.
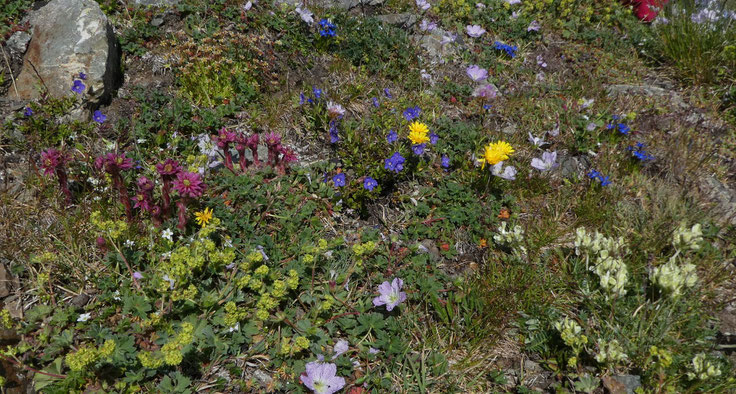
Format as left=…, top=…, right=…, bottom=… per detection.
left=40, top=149, right=65, bottom=176
left=155, top=159, right=181, bottom=177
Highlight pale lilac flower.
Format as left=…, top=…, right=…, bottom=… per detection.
left=301, top=361, right=346, bottom=394
left=421, top=69, right=432, bottom=80
left=586, top=122, right=597, bottom=132
left=465, top=25, right=486, bottom=38
left=372, top=278, right=407, bottom=311
left=536, top=54, right=547, bottom=68
left=472, top=83, right=498, bottom=99
left=416, top=0, right=430, bottom=10
left=491, top=162, right=517, bottom=180
left=527, top=20, right=541, bottom=32
left=476, top=2, right=486, bottom=8
left=536, top=72, right=545, bottom=82
left=528, top=132, right=546, bottom=147
left=511, top=11, right=520, bottom=19
left=531, top=151, right=558, bottom=171
left=327, top=102, right=345, bottom=118
left=133, top=271, right=143, bottom=280
left=547, top=123, right=560, bottom=137
left=466, top=65, right=488, bottom=82
left=419, top=19, right=437, bottom=31
left=441, top=33, right=457, bottom=45
left=504, top=0, right=520, bottom=4
left=296, top=6, right=314, bottom=24
left=369, top=347, right=380, bottom=354
left=243, top=1, right=253, bottom=11
left=332, top=340, right=349, bottom=360
left=579, top=98, right=594, bottom=109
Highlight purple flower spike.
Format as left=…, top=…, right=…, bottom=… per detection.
left=133, top=271, right=143, bottom=280
left=363, top=177, right=378, bottom=191
left=301, top=361, right=346, bottom=394
left=384, top=88, right=392, bottom=98
left=373, top=278, right=407, bottom=311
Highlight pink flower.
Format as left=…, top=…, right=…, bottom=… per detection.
left=472, top=83, right=498, bottom=99
left=213, top=127, right=236, bottom=149
left=173, top=171, right=205, bottom=198
left=465, top=24, right=486, bottom=38
left=156, top=159, right=181, bottom=177
left=97, top=153, right=134, bottom=173
left=372, top=278, right=407, bottom=311
left=264, top=132, right=281, bottom=147
left=301, top=361, right=346, bottom=394
left=40, top=149, right=65, bottom=176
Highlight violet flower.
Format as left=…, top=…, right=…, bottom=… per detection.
left=301, top=361, right=346, bottom=394
left=472, top=84, right=498, bottom=99
left=412, top=143, right=426, bottom=155
left=71, top=80, right=86, bottom=94
left=386, top=129, right=398, bottom=144
left=24, top=107, right=33, bottom=116
left=384, top=152, right=405, bottom=173
left=531, top=151, right=558, bottom=171
left=429, top=131, right=439, bottom=145
left=465, top=25, right=486, bottom=38
left=466, top=65, right=488, bottom=82
left=373, top=278, right=407, bottom=311
left=441, top=155, right=450, bottom=169
left=332, top=173, right=346, bottom=187
left=363, top=177, right=378, bottom=191
left=40, top=149, right=73, bottom=205
left=327, top=102, right=345, bottom=119
left=416, top=0, right=430, bottom=10
left=403, top=106, right=421, bottom=122
left=332, top=339, right=349, bottom=360
left=527, top=20, right=541, bottom=32
left=329, top=120, right=340, bottom=144
left=93, top=110, right=107, bottom=123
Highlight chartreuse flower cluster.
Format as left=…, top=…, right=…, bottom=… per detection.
left=687, top=353, right=722, bottom=381
left=90, top=211, right=128, bottom=240
left=156, top=218, right=234, bottom=301
left=672, top=222, right=703, bottom=251
left=65, top=339, right=116, bottom=372
left=594, top=339, right=627, bottom=366
left=280, top=335, right=310, bottom=355
left=352, top=240, right=377, bottom=268
left=1, top=309, right=14, bottom=329
left=554, top=317, right=588, bottom=367
left=650, top=256, right=698, bottom=298
left=138, top=322, right=194, bottom=368
left=574, top=227, right=629, bottom=298
left=493, top=222, right=526, bottom=256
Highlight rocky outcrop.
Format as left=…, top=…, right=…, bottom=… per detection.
left=14, top=0, right=121, bottom=105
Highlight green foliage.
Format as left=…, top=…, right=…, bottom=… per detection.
left=0, top=0, right=30, bottom=39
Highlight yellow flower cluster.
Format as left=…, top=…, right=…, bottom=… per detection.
left=0, top=309, right=13, bottom=329
left=138, top=322, right=195, bottom=369
left=280, top=335, right=310, bottom=355
left=65, top=340, right=116, bottom=372
left=479, top=141, right=515, bottom=168
left=352, top=241, right=377, bottom=256
left=408, top=122, right=430, bottom=145
left=224, top=301, right=247, bottom=327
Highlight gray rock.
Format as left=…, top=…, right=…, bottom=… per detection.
left=150, top=17, right=164, bottom=27
left=558, top=151, right=591, bottom=179
left=418, top=239, right=440, bottom=261
left=501, top=123, right=517, bottom=135
left=6, top=31, right=31, bottom=54
left=603, top=375, right=641, bottom=394
left=70, top=293, right=90, bottom=307
left=605, top=84, right=687, bottom=109
left=414, top=28, right=458, bottom=61
left=14, top=0, right=121, bottom=105
left=0, top=264, right=11, bottom=298
left=376, top=13, right=418, bottom=28
left=698, top=176, right=736, bottom=225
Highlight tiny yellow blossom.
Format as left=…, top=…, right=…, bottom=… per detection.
left=194, top=207, right=214, bottom=228
left=408, top=122, right=430, bottom=145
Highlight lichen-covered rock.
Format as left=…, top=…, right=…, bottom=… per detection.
left=14, top=0, right=121, bottom=104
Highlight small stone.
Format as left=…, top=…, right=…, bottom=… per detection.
left=376, top=13, right=418, bottom=28
left=419, top=239, right=440, bottom=261
left=252, top=369, right=273, bottom=386
left=0, top=264, right=11, bottom=298
left=501, top=123, right=517, bottom=135
left=6, top=31, right=31, bottom=54
left=603, top=375, right=641, bottom=394
left=150, top=17, right=164, bottom=27
left=70, top=294, right=90, bottom=308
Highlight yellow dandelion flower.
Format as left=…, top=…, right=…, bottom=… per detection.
left=408, top=122, right=430, bottom=145
left=194, top=207, right=214, bottom=228
left=479, top=141, right=514, bottom=168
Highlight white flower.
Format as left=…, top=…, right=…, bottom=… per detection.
left=476, top=2, right=485, bottom=8
left=113, top=290, right=121, bottom=301
left=491, top=162, right=517, bottom=180
left=579, top=97, right=594, bottom=109
left=124, top=239, right=135, bottom=248
left=295, top=6, right=314, bottom=24
left=77, top=313, right=92, bottom=322
left=228, top=323, right=240, bottom=333
left=162, top=228, right=173, bottom=242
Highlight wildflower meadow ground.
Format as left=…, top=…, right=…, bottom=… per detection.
left=0, top=0, right=735, bottom=392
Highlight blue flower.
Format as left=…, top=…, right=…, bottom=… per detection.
left=372, top=97, right=380, bottom=108
left=71, top=80, right=86, bottom=94
left=441, top=155, right=450, bottom=169
left=312, top=87, right=323, bottom=100
left=333, top=173, right=346, bottom=187
left=403, top=106, right=421, bottom=122
left=606, top=123, right=615, bottom=130
left=617, top=123, right=630, bottom=135
left=629, top=142, right=653, bottom=161
left=300, top=92, right=306, bottom=105
left=599, top=176, right=611, bottom=186
left=363, top=177, right=378, bottom=191
left=93, top=110, right=106, bottom=123
left=384, top=88, right=392, bottom=99
left=412, top=143, right=426, bottom=155
left=483, top=104, right=493, bottom=110
left=384, top=152, right=405, bottom=173
left=24, top=107, right=33, bottom=117
left=429, top=131, right=438, bottom=145
left=329, top=120, right=340, bottom=143
left=79, top=72, right=87, bottom=80
left=319, top=19, right=337, bottom=37
left=386, top=129, right=398, bottom=144
left=493, top=41, right=518, bottom=58
left=587, top=170, right=601, bottom=179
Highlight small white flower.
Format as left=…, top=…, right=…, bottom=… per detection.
left=228, top=322, right=240, bottom=333
left=77, top=313, right=92, bottom=322
left=124, top=239, right=135, bottom=248
left=113, top=290, right=121, bottom=301
left=162, top=228, right=173, bottom=242
left=295, top=6, right=314, bottom=24
left=476, top=2, right=485, bottom=8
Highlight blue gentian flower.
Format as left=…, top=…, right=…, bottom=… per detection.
left=618, top=123, right=630, bottom=135
left=93, top=110, right=106, bottom=123
left=629, top=142, right=653, bottom=161
left=599, top=176, right=611, bottom=186
left=403, top=106, right=421, bottom=122
left=24, top=107, right=33, bottom=117
left=384, top=152, right=405, bottom=173
left=363, top=177, right=378, bottom=191
left=372, top=97, right=379, bottom=108
left=386, top=129, right=398, bottom=144
left=441, top=155, right=450, bottom=169
left=384, top=88, right=392, bottom=98
left=333, top=173, right=346, bottom=187
left=313, top=87, right=323, bottom=100
left=493, top=41, right=518, bottom=58
left=587, top=170, right=601, bottom=179
left=412, top=143, right=426, bottom=155
left=71, top=80, right=86, bottom=94
left=319, top=19, right=337, bottom=37
left=79, top=72, right=87, bottom=80
left=300, top=92, right=306, bottom=105
left=429, top=131, right=438, bottom=145
left=483, top=104, right=493, bottom=110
